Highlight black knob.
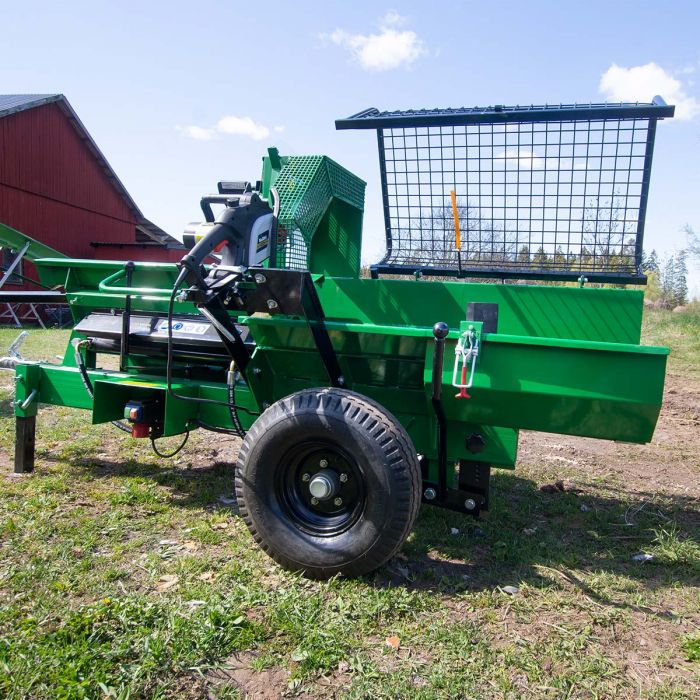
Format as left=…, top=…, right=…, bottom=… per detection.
left=466, top=433, right=486, bottom=454
left=433, top=322, right=449, bottom=339
left=124, top=260, right=136, bottom=272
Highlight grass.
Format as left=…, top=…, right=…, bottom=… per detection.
left=642, top=303, right=700, bottom=377
left=0, top=309, right=698, bottom=699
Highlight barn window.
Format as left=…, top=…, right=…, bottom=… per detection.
left=0, top=248, right=23, bottom=285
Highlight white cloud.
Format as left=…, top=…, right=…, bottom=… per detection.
left=324, top=12, right=427, bottom=71
left=177, top=115, right=278, bottom=142
left=175, top=125, right=216, bottom=141
left=273, top=125, right=286, bottom=133
left=497, top=148, right=543, bottom=170
left=217, top=115, right=270, bottom=141
left=381, top=10, right=407, bottom=27
left=599, top=62, right=700, bottom=120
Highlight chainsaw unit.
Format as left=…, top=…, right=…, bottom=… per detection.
left=7, top=99, right=674, bottom=578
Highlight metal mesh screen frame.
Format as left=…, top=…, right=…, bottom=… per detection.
left=274, top=156, right=366, bottom=270
left=336, top=100, right=674, bottom=282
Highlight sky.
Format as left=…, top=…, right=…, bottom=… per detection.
left=1, top=0, right=699, bottom=295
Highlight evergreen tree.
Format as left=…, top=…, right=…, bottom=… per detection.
left=643, top=249, right=660, bottom=273
left=533, top=246, right=549, bottom=268
left=516, top=245, right=530, bottom=264
left=672, top=250, right=688, bottom=306
left=660, top=255, right=676, bottom=308
left=684, top=225, right=699, bottom=267
left=553, top=246, right=568, bottom=269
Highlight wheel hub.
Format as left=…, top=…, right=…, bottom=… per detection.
left=308, top=469, right=339, bottom=501
left=275, top=442, right=366, bottom=537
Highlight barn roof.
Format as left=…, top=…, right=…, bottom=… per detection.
left=0, top=94, right=183, bottom=249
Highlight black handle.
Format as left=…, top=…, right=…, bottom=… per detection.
left=431, top=322, right=449, bottom=500
left=120, top=261, right=135, bottom=372
left=432, top=322, right=449, bottom=400
left=200, top=194, right=240, bottom=222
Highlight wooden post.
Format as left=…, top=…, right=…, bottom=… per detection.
left=14, top=415, right=35, bottom=473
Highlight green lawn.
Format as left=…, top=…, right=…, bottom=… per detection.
left=0, top=308, right=698, bottom=699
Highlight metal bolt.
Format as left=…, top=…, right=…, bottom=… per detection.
left=337, top=375, right=345, bottom=386
left=302, top=473, right=311, bottom=482
left=319, top=459, right=329, bottom=468
left=464, top=498, right=477, bottom=511
left=266, top=299, right=278, bottom=310
left=339, top=473, right=348, bottom=483
left=310, top=497, right=319, bottom=505
left=253, top=367, right=262, bottom=376
left=424, top=487, right=437, bottom=501
left=254, top=273, right=266, bottom=284
left=333, top=497, right=343, bottom=506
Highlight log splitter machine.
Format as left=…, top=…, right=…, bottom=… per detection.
left=8, top=98, right=674, bottom=578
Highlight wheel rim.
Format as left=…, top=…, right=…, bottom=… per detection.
left=275, top=440, right=366, bottom=537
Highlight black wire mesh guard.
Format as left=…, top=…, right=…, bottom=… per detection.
left=336, top=99, right=674, bottom=282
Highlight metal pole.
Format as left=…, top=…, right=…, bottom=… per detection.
left=0, top=241, right=31, bottom=289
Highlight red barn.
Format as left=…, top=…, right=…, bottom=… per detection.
left=0, top=93, right=184, bottom=291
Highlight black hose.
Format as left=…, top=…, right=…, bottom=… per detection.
left=74, top=338, right=192, bottom=457
left=165, top=287, right=255, bottom=425
left=150, top=429, right=189, bottom=458
left=191, top=419, right=242, bottom=436
left=227, top=364, right=245, bottom=437
left=72, top=340, right=132, bottom=434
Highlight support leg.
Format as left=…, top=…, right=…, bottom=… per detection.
left=458, top=461, right=491, bottom=511
left=14, top=415, right=35, bottom=473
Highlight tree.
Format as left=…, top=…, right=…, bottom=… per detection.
left=654, top=250, right=689, bottom=308
left=643, top=249, right=660, bottom=273
left=672, top=250, right=688, bottom=307
left=684, top=224, right=700, bottom=267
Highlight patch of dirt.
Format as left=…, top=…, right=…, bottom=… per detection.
left=207, top=652, right=290, bottom=699
left=608, top=614, right=700, bottom=691
left=519, top=373, right=700, bottom=498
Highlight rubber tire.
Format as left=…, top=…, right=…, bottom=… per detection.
left=235, top=388, right=421, bottom=579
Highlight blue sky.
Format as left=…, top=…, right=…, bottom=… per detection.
left=2, top=0, right=699, bottom=294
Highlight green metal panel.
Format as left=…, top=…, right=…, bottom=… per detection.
left=0, top=222, right=68, bottom=261
left=246, top=312, right=665, bottom=446
left=273, top=156, right=365, bottom=276
left=18, top=363, right=260, bottom=437
left=317, top=277, right=645, bottom=344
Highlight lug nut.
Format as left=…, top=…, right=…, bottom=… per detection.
left=319, top=459, right=328, bottom=468
left=254, top=273, right=266, bottom=284
left=464, top=498, right=477, bottom=511
left=333, top=497, right=343, bottom=506
left=302, top=473, right=311, bottom=482
left=311, top=497, right=319, bottom=505
left=424, top=488, right=437, bottom=501
left=266, top=299, right=278, bottom=310
left=339, top=473, right=348, bottom=483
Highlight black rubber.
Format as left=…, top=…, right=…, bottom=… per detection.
left=235, top=388, right=421, bottom=579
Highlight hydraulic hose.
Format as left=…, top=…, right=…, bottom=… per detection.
left=227, top=361, right=246, bottom=437
left=71, top=339, right=131, bottom=434
left=165, top=285, right=255, bottom=433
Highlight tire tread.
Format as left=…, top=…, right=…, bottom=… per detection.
left=234, top=388, right=421, bottom=578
